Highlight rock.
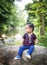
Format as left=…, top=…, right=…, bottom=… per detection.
left=0, top=45, right=47, bottom=65
left=3, top=38, right=15, bottom=44
left=0, top=40, right=5, bottom=48
left=0, top=63, right=3, bottom=65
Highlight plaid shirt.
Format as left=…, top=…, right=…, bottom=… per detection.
left=23, top=33, right=37, bottom=46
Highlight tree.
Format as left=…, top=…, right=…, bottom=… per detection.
left=25, top=0, right=47, bottom=35
left=0, top=0, right=18, bottom=34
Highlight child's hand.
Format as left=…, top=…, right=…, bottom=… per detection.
left=34, top=39, right=38, bottom=45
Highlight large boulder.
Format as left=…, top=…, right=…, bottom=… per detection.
left=0, top=45, right=47, bottom=65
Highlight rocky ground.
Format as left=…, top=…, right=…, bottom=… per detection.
left=0, top=45, right=47, bottom=65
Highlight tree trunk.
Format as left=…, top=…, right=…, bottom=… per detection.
left=39, top=14, right=45, bottom=35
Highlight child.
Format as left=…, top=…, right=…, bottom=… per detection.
left=14, top=22, right=38, bottom=60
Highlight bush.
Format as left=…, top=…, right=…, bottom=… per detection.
left=38, top=35, right=47, bottom=47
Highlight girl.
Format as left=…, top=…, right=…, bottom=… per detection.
left=14, top=22, right=38, bottom=60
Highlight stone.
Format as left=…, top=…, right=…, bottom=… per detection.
left=0, top=45, right=47, bottom=65
left=0, top=63, right=3, bottom=65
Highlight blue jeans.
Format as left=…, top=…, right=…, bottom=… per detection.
left=18, top=45, right=34, bottom=57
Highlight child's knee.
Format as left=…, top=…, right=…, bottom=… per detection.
left=19, top=46, right=25, bottom=50
left=30, top=45, right=34, bottom=49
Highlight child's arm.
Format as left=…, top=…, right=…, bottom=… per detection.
left=20, top=34, right=26, bottom=45
left=34, top=39, right=38, bottom=45
left=20, top=38, right=24, bottom=45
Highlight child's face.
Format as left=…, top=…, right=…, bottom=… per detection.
left=25, top=25, right=33, bottom=33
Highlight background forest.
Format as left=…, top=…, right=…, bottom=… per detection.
left=0, top=0, right=47, bottom=47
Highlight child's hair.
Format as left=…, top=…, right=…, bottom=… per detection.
left=26, top=22, right=34, bottom=31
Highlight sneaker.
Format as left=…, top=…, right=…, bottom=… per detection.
left=26, top=54, right=31, bottom=59
left=14, top=55, right=21, bottom=60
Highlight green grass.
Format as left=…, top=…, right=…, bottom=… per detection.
left=38, top=43, right=47, bottom=48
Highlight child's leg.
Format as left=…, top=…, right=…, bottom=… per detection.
left=18, top=45, right=26, bottom=57
left=27, top=45, right=34, bottom=55
left=14, top=45, right=30, bottom=60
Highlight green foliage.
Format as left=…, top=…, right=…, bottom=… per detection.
left=25, top=0, right=47, bottom=47
left=25, top=0, right=47, bottom=35
left=39, top=35, right=47, bottom=43
left=25, top=1, right=47, bottom=19
left=0, top=0, right=18, bottom=33
left=38, top=35, right=47, bottom=47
